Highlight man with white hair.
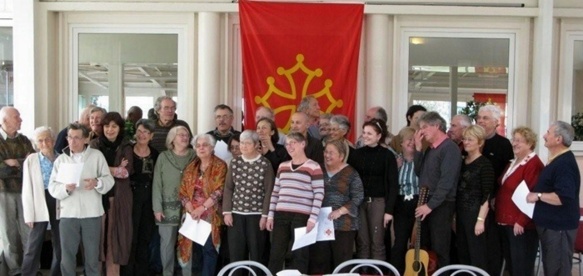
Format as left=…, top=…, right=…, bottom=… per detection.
left=0, top=106, right=35, bottom=275
left=297, top=96, right=321, bottom=140
left=476, top=104, right=513, bottom=275
left=447, top=114, right=472, bottom=152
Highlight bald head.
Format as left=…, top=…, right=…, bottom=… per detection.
left=0, top=106, right=22, bottom=136
left=127, top=106, right=143, bottom=124
left=290, top=112, right=309, bottom=136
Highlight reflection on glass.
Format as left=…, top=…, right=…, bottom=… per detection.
left=78, top=33, right=178, bottom=115
left=0, top=27, right=13, bottom=107
left=571, top=41, right=583, bottom=140
left=408, top=37, right=510, bottom=129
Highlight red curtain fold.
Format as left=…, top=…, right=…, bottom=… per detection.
left=239, top=0, right=364, bottom=140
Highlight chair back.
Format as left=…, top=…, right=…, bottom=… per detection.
left=217, top=260, right=272, bottom=276
left=332, top=259, right=400, bottom=276
left=432, top=264, right=489, bottom=276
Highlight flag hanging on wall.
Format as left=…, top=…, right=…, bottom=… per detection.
left=239, top=0, right=364, bottom=141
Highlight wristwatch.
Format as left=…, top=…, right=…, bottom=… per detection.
left=537, top=193, right=542, bottom=200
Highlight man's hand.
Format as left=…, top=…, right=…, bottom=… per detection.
left=65, top=184, right=76, bottom=193
left=83, top=178, right=98, bottom=190
left=384, top=213, right=393, bottom=228
left=3, top=159, right=20, bottom=167
left=526, top=192, right=539, bottom=203
left=415, top=204, right=432, bottom=220
left=414, top=130, right=424, bottom=151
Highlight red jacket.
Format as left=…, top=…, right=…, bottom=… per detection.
left=495, top=153, right=544, bottom=229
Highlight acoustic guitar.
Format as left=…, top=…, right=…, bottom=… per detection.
left=404, top=187, right=430, bottom=276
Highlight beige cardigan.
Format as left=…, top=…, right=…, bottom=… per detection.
left=21, top=152, right=51, bottom=223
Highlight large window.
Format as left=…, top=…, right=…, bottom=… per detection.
left=77, top=33, right=178, bottom=117
left=559, top=29, right=583, bottom=142
left=0, top=27, right=12, bottom=107
left=406, top=35, right=511, bottom=134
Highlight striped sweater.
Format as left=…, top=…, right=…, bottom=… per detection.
left=268, top=159, right=324, bottom=223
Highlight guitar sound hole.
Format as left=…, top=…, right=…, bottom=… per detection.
left=413, top=261, right=421, bottom=271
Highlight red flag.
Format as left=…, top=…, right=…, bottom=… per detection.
left=240, top=0, right=364, bottom=141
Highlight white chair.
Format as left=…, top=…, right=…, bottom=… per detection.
left=332, top=259, right=400, bottom=275
left=432, top=264, right=489, bottom=276
left=217, top=260, right=272, bottom=276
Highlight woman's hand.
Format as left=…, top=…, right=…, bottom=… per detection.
left=259, top=217, right=267, bottom=230
left=190, top=206, right=205, bottom=220
left=224, top=214, right=233, bottom=227
left=513, top=223, right=524, bottom=236
left=266, top=219, right=274, bottom=231
left=328, top=208, right=345, bottom=220
left=475, top=220, right=485, bottom=236
left=383, top=213, right=393, bottom=228
left=120, top=158, right=129, bottom=168
left=306, top=221, right=316, bottom=233
left=154, top=212, right=165, bottom=222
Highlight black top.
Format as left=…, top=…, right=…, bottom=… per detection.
left=131, top=145, right=159, bottom=186
left=457, top=155, right=495, bottom=211
left=263, top=144, right=290, bottom=173
left=54, top=126, right=69, bottom=154
left=206, top=127, right=241, bottom=143
left=349, top=144, right=399, bottom=214
left=304, top=133, right=324, bottom=165
left=482, top=133, right=513, bottom=184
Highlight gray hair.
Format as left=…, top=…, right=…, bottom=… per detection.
left=165, top=125, right=190, bottom=150
left=479, top=104, right=502, bottom=122
left=256, top=106, right=275, bottom=120
left=192, top=133, right=217, bottom=148
left=297, top=96, right=316, bottom=113
left=0, top=106, right=15, bottom=124
left=90, top=106, right=107, bottom=115
left=453, top=114, right=472, bottom=128
left=154, top=96, right=175, bottom=112
left=240, top=130, right=259, bottom=146
left=330, top=114, right=351, bottom=132
left=286, top=131, right=307, bottom=144
left=551, top=120, right=575, bottom=147
left=32, top=126, right=56, bottom=143
left=372, top=106, right=388, bottom=122
left=320, top=113, right=332, bottom=120
left=419, top=111, right=447, bottom=133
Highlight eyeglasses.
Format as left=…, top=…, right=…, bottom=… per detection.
left=239, top=141, right=254, bottom=146
left=215, top=115, right=232, bottom=120
left=162, top=106, right=177, bottom=111
left=285, top=141, right=299, bottom=147
left=66, top=136, right=84, bottom=141
left=195, top=143, right=211, bottom=149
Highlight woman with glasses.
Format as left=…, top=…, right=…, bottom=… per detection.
left=177, top=134, right=227, bottom=276
left=348, top=118, right=398, bottom=263
left=223, top=130, right=275, bottom=274
left=152, top=125, right=195, bottom=276
left=325, top=114, right=354, bottom=163
left=88, top=112, right=134, bottom=274
left=120, top=119, right=159, bottom=275
left=496, top=127, right=543, bottom=276
left=266, top=132, right=324, bottom=275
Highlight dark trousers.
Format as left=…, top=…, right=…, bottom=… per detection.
left=421, top=200, right=454, bottom=269
left=21, top=190, right=61, bottom=276
left=183, top=236, right=218, bottom=276
left=485, top=210, right=502, bottom=275
left=268, top=212, right=310, bottom=274
left=308, top=230, right=356, bottom=274
left=120, top=186, right=155, bottom=276
left=356, top=197, right=386, bottom=260
left=456, top=208, right=488, bottom=271
left=390, top=195, right=418, bottom=274
left=499, top=225, right=538, bottom=276
left=537, top=226, right=576, bottom=276
left=227, top=214, right=267, bottom=276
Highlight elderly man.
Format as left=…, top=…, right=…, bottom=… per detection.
left=476, top=104, right=513, bottom=275
left=207, top=104, right=241, bottom=161
left=49, top=123, right=114, bottom=276
left=150, top=96, right=191, bottom=153
left=88, top=106, right=106, bottom=141
left=0, top=106, right=36, bottom=276
left=447, top=114, right=472, bottom=152
left=297, top=96, right=321, bottom=140
left=54, top=104, right=96, bottom=154
left=124, top=106, right=143, bottom=140
left=413, top=111, right=461, bottom=269
left=255, top=106, right=285, bottom=145
left=289, top=112, right=324, bottom=164
left=527, top=121, right=580, bottom=276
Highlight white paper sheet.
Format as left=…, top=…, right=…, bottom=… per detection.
left=178, top=215, right=212, bottom=246
left=291, top=222, right=318, bottom=251
left=511, top=180, right=535, bottom=218
left=316, top=207, right=335, bottom=241
left=56, top=163, right=84, bottom=187
left=213, top=140, right=232, bottom=162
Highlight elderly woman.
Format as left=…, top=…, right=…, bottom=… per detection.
left=21, top=127, right=61, bottom=276
left=309, top=139, right=364, bottom=274
left=176, top=134, right=227, bottom=276
left=348, top=119, right=398, bottom=262
left=496, top=127, right=543, bottom=276
left=88, top=111, right=134, bottom=274
left=456, top=125, right=494, bottom=270
left=266, top=132, right=324, bottom=274
left=325, top=114, right=354, bottom=162
left=389, top=127, right=420, bottom=274
left=152, top=125, right=195, bottom=276
left=256, top=117, right=289, bottom=172
left=223, top=130, right=275, bottom=273
left=120, top=119, right=160, bottom=275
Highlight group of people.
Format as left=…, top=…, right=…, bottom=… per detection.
left=0, top=94, right=580, bottom=276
